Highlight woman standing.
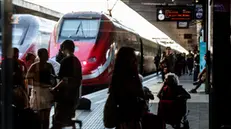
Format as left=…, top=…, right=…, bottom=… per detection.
left=26, top=48, right=55, bottom=129
left=108, top=47, right=146, bottom=129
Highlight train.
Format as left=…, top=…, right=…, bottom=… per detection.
left=48, top=11, right=182, bottom=86
left=0, top=14, right=56, bottom=63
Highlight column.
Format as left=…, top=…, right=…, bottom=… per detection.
left=1, top=0, right=13, bottom=129
left=211, top=0, right=231, bottom=128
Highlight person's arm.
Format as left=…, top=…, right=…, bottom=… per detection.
left=51, top=59, right=65, bottom=91
left=157, top=85, right=164, bottom=99
left=58, top=58, right=65, bottom=79
left=26, top=64, right=35, bottom=85
left=21, top=61, right=28, bottom=73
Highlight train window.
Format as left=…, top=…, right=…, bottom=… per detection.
left=37, top=31, right=51, bottom=49
left=58, top=19, right=100, bottom=42
left=12, top=26, right=25, bottom=48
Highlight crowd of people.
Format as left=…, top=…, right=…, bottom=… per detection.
left=2, top=40, right=210, bottom=129
left=154, top=47, right=208, bottom=93
left=5, top=40, right=81, bottom=129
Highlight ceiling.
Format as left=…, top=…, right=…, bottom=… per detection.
left=122, top=0, right=198, bottom=50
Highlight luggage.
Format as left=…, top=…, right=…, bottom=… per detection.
left=142, top=112, right=165, bottom=129
left=76, top=97, right=91, bottom=110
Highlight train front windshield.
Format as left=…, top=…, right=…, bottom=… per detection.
left=58, top=19, right=100, bottom=43
left=12, top=25, right=26, bottom=48
left=0, top=24, right=26, bottom=50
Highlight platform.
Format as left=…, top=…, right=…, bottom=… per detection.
left=50, top=74, right=209, bottom=129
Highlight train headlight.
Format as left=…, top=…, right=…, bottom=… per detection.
left=82, top=61, right=87, bottom=66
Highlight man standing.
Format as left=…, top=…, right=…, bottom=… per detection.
left=193, top=50, right=200, bottom=82
left=51, top=40, right=82, bottom=128
left=187, top=50, right=194, bottom=75
left=164, top=47, right=175, bottom=73
left=154, top=54, right=160, bottom=75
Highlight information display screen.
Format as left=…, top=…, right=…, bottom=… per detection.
left=156, top=5, right=194, bottom=21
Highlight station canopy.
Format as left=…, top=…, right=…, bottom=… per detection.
left=26, top=0, right=188, bottom=53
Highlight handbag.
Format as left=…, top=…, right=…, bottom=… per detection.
left=103, top=93, right=118, bottom=128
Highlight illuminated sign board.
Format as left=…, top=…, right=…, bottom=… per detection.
left=195, top=4, right=203, bottom=20
left=156, top=6, right=194, bottom=21
left=177, top=21, right=189, bottom=29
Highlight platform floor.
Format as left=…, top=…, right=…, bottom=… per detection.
left=50, top=74, right=209, bottom=129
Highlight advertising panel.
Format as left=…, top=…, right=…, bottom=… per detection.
left=200, top=41, right=206, bottom=72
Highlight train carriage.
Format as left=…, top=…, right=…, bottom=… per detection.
left=48, top=11, right=179, bottom=86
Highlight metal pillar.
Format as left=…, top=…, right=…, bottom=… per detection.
left=204, top=0, right=210, bottom=94
left=1, top=0, right=13, bottom=129
left=212, top=0, right=231, bottom=129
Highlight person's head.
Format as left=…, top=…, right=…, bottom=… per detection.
left=164, top=73, right=179, bottom=87
left=37, top=48, right=49, bottom=63
left=26, top=53, right=36, bottom=62
left=204, top=54, right=207, bottom=61
left=188, top=50, right=192, bottom=53
left=114, top=47, right=138, bottom=73
left=110, top=47, right=141, bottom=93
left=61, top=40, right=75, bottom=56
left=162, top=51, right=166, bottom=57
left=166, top=47, right=171, bottom=55
left=13, top=47, right=19, bottom=59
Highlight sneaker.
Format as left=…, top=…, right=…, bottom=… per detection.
left=193, top=81, right=200, bottom=85
left=189, top=89, right=197, bottom=93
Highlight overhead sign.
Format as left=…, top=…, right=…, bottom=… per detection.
left=156, top=5, right=194, bottom=21
left=195, top=4, right=203, bottom=20
left=177, top=21, right=189, bottom=29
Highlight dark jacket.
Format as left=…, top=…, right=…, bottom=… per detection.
left=165, top=54, right=175, bottom=73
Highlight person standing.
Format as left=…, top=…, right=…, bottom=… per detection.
left=193, top=50, right=200, bottom=82
left=51, top=40, right=82, bottom=129
left=154, top=54, right=161, bottom=75
left=164, top=47, right=175, bottom=73
left=186, top=50, right=194, bottom=75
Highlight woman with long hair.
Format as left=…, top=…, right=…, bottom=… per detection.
left=109, top=47, right=145, bottom=129
left=26, top=48, right=55, bottom=129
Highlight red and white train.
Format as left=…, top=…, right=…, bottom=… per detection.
left=48, top=11, right=180, bottom=86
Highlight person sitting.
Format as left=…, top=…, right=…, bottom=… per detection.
left=157, top=73, right=190, bottom=128
left=189, top=54, right=207, bottom=93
